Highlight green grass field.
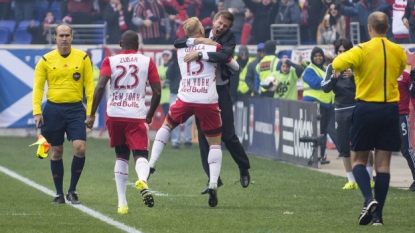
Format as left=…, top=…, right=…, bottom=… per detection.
left=0, top=136, right=413, bottom=233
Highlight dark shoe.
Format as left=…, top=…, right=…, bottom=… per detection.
left=184, top=142, right=192, bottom=148
left=372, top=216, right=384, bottom=226
left=208, top=185, right=218, bottom=207
left=172, top=145, right=180, bottom=149
left=148, top=165, right=156, bottom=180
left=320, top=157, right=330, bottom=165
left=358, top=199, right=378, bottom=225
left=240, top=169, right=250, bottom=188
left=201, top=178, right=223, bottom=195
left=51, top=195, right=65, bottom=204
left=408, top=181, right=415, bottom=191
left=66, top=191, right=81, bottom=204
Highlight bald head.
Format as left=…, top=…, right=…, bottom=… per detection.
left=368, top=12, right=389, bottom=35
left=120, top=30, right=139, bottom=51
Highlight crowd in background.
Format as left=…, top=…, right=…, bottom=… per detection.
left=1, top=0, right=414, bottom=45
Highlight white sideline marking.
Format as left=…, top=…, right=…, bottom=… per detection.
left=0, top=165, right=142, bottom=233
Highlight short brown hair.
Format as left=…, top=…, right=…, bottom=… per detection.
left=213, top=10, right=234, bottom=28
left=368, top=12, right=389, bottom=34
left=183, top=17, right=201, bottom=37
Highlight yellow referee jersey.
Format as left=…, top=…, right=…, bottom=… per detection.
left=33, top=48, right=94, bottom=115
left=332, top=37, right=406, bottom=103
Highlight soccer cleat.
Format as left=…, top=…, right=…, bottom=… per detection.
left=408, top=181, right=415, bottom=191
left=201, top=178, right=223, bottom=195
left=135, top=180, right=154, bottom=208
left=370, top=181, right=375, bottom=189
left=118, top=205, right=129, bottom=214
left=372, top=216, right=383, bottom=226
left=147, top=165, right=156, bottom=180
left=342, top=181, right=357, bottom=190
left=208, top=184, right=218, bottom=207
left=66, top=191, right=81, bottom=204
left=358, top=199, right=378, bottom=225
left=51, top=194, right=65, bottom=204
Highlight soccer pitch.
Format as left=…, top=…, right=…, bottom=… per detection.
left=0, top=136, right=413, bottom=233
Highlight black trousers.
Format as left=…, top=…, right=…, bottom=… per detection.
left=196, top=84, right=251, bottom=178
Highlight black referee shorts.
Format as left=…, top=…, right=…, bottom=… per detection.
left=350, top=101, right=400, bottom=152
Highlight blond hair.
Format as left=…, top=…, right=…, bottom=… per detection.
left=183, top=17, right=201, bottom=37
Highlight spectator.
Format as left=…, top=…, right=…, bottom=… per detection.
left=339, top=0, right=392, bottom=42
left=391, top=0, right=409, bottom=43
left=329, top=3, right=346, bottom=39
left=244, top=43, right=266, bottom=96
left=27, top=12, right=55, bottom=44
left=172, top=0, right=202, bottom=41
left=402, top=0, right=415, bottom=42
left=268, top=57, right=304, bottom=100
left=0, top=0, right=11, bottom=20
left=132, top=0, right=167, bottom=44
left=274, top=0, right=301, bottom=25
left=240, top=8, right=253, bottom=45
left=14, top=0, right=36, bottom=23
left=157, top=50, right=172, bottom=118
left=318, top=14, right=337, bottom=45
left=199, top=0, right=217, bottom=20
left=104, top=0, right=133, bottom=44
left=66, top=0, right=101, bottom=24
left=231, top=45, right=250, bottom=102
left=242, top=0, right=278, bottom=44
left=166, top=49, right=193, bottom=149
left=307, top=0, right=326, bottom=44
left=256, top=40, right=280, bottom=97
left=224, top=0, right=246, bottom=44
left=302, top=46, right=334, bottom=164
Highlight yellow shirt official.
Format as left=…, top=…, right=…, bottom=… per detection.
left=332, top=37, right=406, bottom=102
left=33, top=49, right=94, bottom=115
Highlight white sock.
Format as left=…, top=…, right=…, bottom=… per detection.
left=135, top=157, right=150, bottom=183
left=149, top=125, right=171, bottom=166
left=366, top=166, right=374, bottom=181
left=114, top=158, right=129, bottom=207
left=208, top=145, right=222, bottom=187
left=346, top=172, right=355, bottom=182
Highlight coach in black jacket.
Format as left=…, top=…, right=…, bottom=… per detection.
left=174, top=11, right=251, bottom=194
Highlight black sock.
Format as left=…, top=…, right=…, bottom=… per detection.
left=373, top=172, right=390, bottom=218
left=51, top=159, right=64, bottom=196
left=68, top=156, right=85, bottom=193
left=352, top=164, right=373, bottom=203
left=404, top=153, right=415, bottom=181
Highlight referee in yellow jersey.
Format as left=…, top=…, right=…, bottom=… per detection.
left=332, top=12, right=406, bottom=226
left=32, top=24, right=94, bottom=205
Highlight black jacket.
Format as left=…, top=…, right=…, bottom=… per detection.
left=173, top=28, right=236, bottom=80
left=321, top=64, right=356, bottom=109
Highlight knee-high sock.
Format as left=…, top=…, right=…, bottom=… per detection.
left=114, top=158, right=129, bottom=207
left=135, top=157, right=149, bottom=183
left=208, top=145, right=222, bottom=187
left=149, top=125, right=171, bottom=166
left=69, top=156, right=85, bottom=193
left=373, top=172, right=390, bottom=218
left=353, top=164, right=373, bottom=203
left=51, top=159, right=64, bottom=195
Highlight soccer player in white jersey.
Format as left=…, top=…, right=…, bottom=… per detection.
left=85, top=30, right=161, bottom=214
left=148, top=17, right=239, bottom=207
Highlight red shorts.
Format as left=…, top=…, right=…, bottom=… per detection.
left=106, top=117, right=149, bottom=150
left=167, top=98, right=222, bottom=137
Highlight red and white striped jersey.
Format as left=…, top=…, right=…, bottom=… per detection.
left=177, top=44, right=219, bottom=104
left=100, top=50, right=160, bottom=119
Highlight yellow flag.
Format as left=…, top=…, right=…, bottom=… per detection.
left=29, top=135, right=50, bottom=159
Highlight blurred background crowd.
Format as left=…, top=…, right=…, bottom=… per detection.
left=0, top=0, right=413, bottom=45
